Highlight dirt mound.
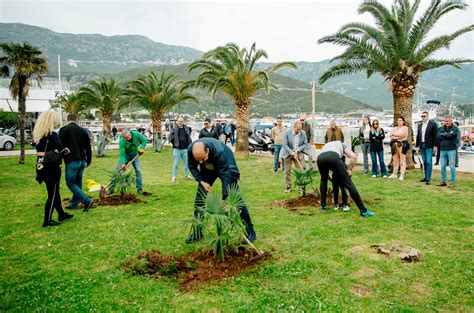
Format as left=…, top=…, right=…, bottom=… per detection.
left=142, top=191, right=152, bottom=196
left=123, top=247, right=271, bottom=291
left=95, top=194, right=142, bottom=206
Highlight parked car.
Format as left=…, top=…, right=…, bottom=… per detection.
left=0, top=134, right=17, bottom=151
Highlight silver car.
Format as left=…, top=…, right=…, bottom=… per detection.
left=0, top=134, right=16, bottom=151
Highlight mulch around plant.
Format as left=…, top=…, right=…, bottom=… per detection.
left=123, top=247, right=271, bottom=291
left=95, top=193, right=143, bottom=206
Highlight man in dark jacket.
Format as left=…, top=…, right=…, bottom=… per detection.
left=169, top=116, right=193, bottom=182
left=198, top=118, right=219, bottom=140
left=186, top=137, right=256, bottom=243
left=59, top=114, right=94, bottom=211
left=415, top=111, right=438, bottom=185
left=437, top=117, right=459, bottom=187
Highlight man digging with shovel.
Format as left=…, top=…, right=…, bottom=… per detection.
left=108, top=129, right=147, bottom=195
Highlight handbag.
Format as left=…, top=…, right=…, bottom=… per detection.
left=36, top=138, right=59, bottom=170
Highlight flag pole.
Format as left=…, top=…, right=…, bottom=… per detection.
left=58, top=54, right=62, bottom=127
left=311, top=80, right=316, bottom=145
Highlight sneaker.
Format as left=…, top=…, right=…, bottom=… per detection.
left=448, top=183, right=456, bottom=187
left=186, top=176, right=193, bottom=180
left=425, top=181, right=430, bottom=185
left=137, top=189, right=143, bottom=195
left=321, top=205, right=330, bottom=212
left=43, top=220, right=61, bottom=227
left=171, top=176, right=177, bottom=183
left=298, top=186, right=304, bottom=194
left=437, top=182, right=447, bottom=187
left=83, top=199, right=94, bottom=212
left=420, top=178, right=427, bottom=182
left=333, top=204, right=339, bottom=211
left=389, top=174, right=397, bottom=179
left=342, top=205, right=351, bottom=212
left=65, top=205, right=79, bottom=210
left=399, top=175, right=404, bottom=181
left=185, top=233, right=203, bottom=244
left=382, top=175, right=388, bottom=178
left=360, top=210, right=375, bottom=218
left=58, top=213, right=74, bottom=222
left=242, top=231, right=257, bottom=244
left=285, top=186, right=291, bottom=193
left=372, top=175, right=377, bottom=178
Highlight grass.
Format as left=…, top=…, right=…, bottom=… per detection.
left=0, top=148, right=473, bottom=311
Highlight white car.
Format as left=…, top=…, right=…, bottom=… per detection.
left=0, top=133, right=16, bottom=151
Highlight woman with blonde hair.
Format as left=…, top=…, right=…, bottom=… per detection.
left=389, top=116, right=409, bottom=181
left=33, top=111, right=73, bottom=227
left=358, top=116, right=371, bottom=174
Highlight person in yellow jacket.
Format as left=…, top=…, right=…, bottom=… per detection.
left=109, top=128, right=147, bottom=195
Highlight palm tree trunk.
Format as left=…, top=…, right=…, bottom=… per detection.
left=393, top=91, right=414, bottom=169
left=235, top=100, right=250, bottom=157
left=102, top=112, right=112, bottom=139
left=18, top=75, right=27, bottom=165
left=151, top=110, right=163, bottom=152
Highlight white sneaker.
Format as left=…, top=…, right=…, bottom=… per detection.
left=342, top=205, right=351, bottom=212
left=383, top=175, right=388, bottom=178
left=334, top=204, right=339, bottom=211
left=389, top=174, right=397, bottom=179
left=399, top=175, right=404, bottom=181
left=372, top=175, right=377, bottom=178
left=285, top=186, right=291, bottom=193
left=171, top=176, right=176, bottom=182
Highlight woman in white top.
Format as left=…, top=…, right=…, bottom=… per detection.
left=389, top=116, right=409, bottom=180
left=358, top=116, right=371, bottom=174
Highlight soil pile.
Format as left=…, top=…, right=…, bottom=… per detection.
left=96, top=194, right=142, bottom=206
left=123, top=247, right=271, bottom=291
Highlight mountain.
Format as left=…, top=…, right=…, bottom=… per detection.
left=274, top=61, right=474, bottom=108
left=109, top=65, right=375, bottom=116
left=0, top=23, right=203, bottom=74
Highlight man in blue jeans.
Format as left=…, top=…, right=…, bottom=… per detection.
left=437, top=117, right=459, bottom=187
left=168, top=116, right=193, bottom=182
left=415, top=111, right=438, bottom=185
left=59, top=114, right=94, bottom=212
left=271, top=117, right=285, bottom=172
left=109, top=129, right=147, bottom=194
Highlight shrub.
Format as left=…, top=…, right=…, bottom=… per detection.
left=109, top=170, right=134, bottom=195
left=191, top=185, right=247, bottom=261
left=292, top=167, right=317, bottom=196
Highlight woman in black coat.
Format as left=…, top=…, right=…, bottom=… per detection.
left=369, top=119, right=387, bottom=178
left=33, top=111, right=73, bottom=227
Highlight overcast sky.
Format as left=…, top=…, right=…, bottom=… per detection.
left=1, top=0, right=473, bottom=62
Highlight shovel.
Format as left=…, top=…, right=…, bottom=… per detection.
left=99, top=153, right=141, bottom=199
left=242, top=235, right=264, bottom=258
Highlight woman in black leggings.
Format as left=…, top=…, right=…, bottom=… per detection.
left=33, top=111, right=73, bottom=227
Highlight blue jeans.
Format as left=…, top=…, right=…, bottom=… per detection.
left=173, top=148, right=189, bottom=177
left=361, top=142, right=370, bottom=174
left=440, top=150, right=456, bottom=183
left=65, top=160, right=91, bottom=208
left=111, top=155, right=142, bottom=192
left=273, top=144, right=285, bottom=171
left=370, top=150, right=387, bottom=176
left=419, top=143, right=433, bottom=182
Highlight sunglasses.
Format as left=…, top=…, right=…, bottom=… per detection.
left=421, top=115, right=427, bottom=117
left=373, top=123, right=378, bottom=125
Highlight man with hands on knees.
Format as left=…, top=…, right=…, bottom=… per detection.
left=185, top=137, right=256, bottom=244
left=109, top=128, right=147, bottom=195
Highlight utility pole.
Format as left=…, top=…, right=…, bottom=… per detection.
left=311, top=80, right=316, bottom=143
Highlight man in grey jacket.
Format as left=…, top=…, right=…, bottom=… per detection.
left=282, top=121, right=308, bottom=192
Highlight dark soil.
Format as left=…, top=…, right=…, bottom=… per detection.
left=95, top=194, right=142, bottom=206
left=123, top=247, right=271, bottom=291
left=142, top=191, right=152, bottom=196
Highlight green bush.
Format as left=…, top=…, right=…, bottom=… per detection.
left=0, top=111, right=17, bottom=129
left=292, top=167, right=317, bottom=196
left=109, top=170, right=134, bottom=195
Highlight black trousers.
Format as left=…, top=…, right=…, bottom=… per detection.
left=317, top=152, right=366, bottom=213
left=333, top=181, right=348, bottom=206
left=193, top=171, right=255, bottom=234
left=44, top=179, right=65, bottom=224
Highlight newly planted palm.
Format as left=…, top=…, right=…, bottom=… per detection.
left=188, top=43, right=297, bottom=156
left=191, top=185, right=248, bottom=261
left=318, top=0, right=473, bottom=167
left=293, top=167, right=317, bottom=196
left=0, top=42, right=48, bottom=164
left=124, top=71, right=198, bottom=152
left=78, top=78, right=125, bottom=138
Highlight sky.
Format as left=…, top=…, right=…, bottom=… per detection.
left=1, top=0, right=473, bottom=62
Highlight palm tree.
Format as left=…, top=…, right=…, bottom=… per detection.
left=54, top=92, right=87, bottom=115
left=188, top=43, right=297, bottom=156
left=0, top=42, right=48, bottom=164
left=318, top=0, right=474, bottom=167
left=78, top=78, right=125, bottom=138
left=124, top=71, right=199, bottom=152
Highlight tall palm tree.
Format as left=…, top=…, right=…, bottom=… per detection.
left=318, top=0, right=473, bottom=167
left=124, top=71, right=199, bottom=152
left=54, top=92, right=87, bottom=115
left=188, top=43, right=297, bottom=156
left=78, top=78, right=125, bottom=138
left=0, top=42, right=48, bottom=164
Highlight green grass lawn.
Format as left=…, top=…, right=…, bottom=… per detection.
left=0, top=148, right=473, bottom=311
